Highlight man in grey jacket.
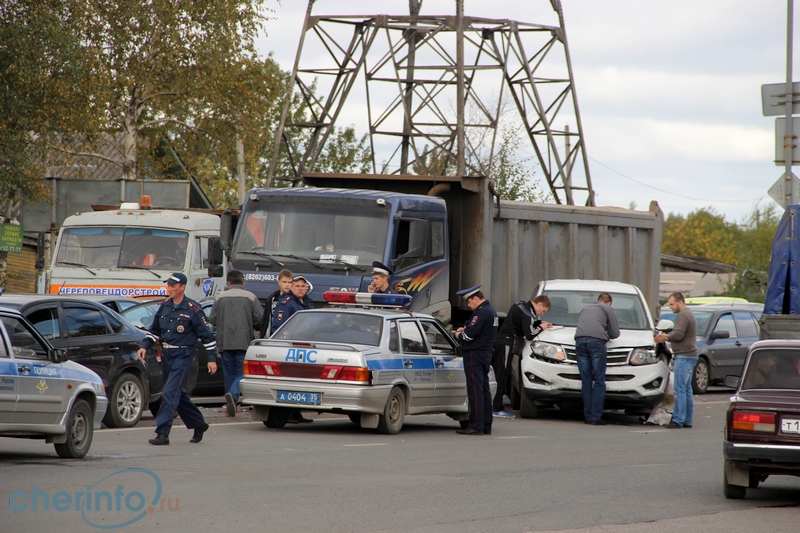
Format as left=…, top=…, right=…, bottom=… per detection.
left=574, top=292, right=620, bottom=425
left=209, top=270, right=263, bottom=416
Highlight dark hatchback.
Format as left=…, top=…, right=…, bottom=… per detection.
left=121, top=297, right=224, bottom=396
left=723, top=339, right=800, bottom=498
left=0, top=294, right=162, bottom=428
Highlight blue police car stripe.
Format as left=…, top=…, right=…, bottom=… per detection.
left=62, top=367, right=103, bottom=384
left=366, top=357, right=437, bottom=370
left=0, top=360, right=17, bottom=376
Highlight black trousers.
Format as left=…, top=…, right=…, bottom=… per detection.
left=463, top=349, right=492, bottom=433
left=491, top=343, right=513, bottom=411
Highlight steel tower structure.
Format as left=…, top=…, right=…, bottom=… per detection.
left=266, top=0, right=594, bottom=206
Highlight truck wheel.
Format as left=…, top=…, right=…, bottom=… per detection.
left=723, top=467, right=746, bottom=499
left=103, top=373, right=144, bottom=428
left=377, top=387, right=405, bottom=434
left=692, top=358, right=709, bottom=394
left=264, top=407, right=291, bottom=428
left=519, top=387, right=541, bottom=419
left=54, top=399, right=94, bottom=459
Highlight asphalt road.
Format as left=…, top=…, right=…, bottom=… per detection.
left=2, top=390, right=798, bottom=533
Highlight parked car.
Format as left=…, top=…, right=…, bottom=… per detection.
left=0, top=294, right=162, bottom=428
left=686, top=303, right=762, bottom=394
left=121, top=297, right=224, bottom=396
left=510, top=279, right=668, bottom=419
left=723, top=339, right=800, bottom=499
left=65, top=294, right=162, bottom=314
left=0, top=307, right=108, bottom=458
left=240, top=291, right=496, bottom=434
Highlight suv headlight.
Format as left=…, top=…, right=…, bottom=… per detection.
left=531, top=341, right=566, bottom=362
left=629, top=347, right=658, bottom=365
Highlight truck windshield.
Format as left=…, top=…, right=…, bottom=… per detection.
left=55, top=227, right=189, bottom=270
left=232, top=198, right=391, bottom=269
left=543, top=290, right=650, bottom=330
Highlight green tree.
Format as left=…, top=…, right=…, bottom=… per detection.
left=662, top=207, right=740, bottom=265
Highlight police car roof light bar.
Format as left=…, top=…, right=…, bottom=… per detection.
left=323, top=291, right=412, bottom=308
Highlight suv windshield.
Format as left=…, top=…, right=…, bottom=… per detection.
left=543, top=290, right=650, bottom=330
left=272, top=311, right=383, bottom=346
left=55, top=227, right=188, bottom=269
left=232, top=197, right=391, bottom=270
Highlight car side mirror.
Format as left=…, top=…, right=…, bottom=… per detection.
left=713, top=330, right=731, bottom=339
left=724, top=375, right=739, bottom=388
left=49, top=348, right=68, bottom=363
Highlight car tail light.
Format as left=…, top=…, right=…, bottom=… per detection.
left=243, top=360, right=369, bottom=382
left=732, top=412, right=776, bottom=433
left=243, top=361, right=280, bottom=376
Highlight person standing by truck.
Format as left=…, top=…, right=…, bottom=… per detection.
left=574, top=292, right=620, bottom=425
left=137, top=272, right=217, bottom=445
left=454, top=285, right=498, bottom=435
left=259, top=269, right=294, bottom=338
left=654, top=292, right=697, bottom=429
left=492, top=295, right=553, bottom=418
left=368, top=261, right=394, bottom=294
left=209, top=270, right=263, bottom=417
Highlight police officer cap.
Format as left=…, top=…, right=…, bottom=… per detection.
left=165, top=272, right=187, bottom=285
left=292, top=274, right=310, bottom=285
left=456, top=285, right=481, bottom=299
left=371, top=261, right=393, bottom=277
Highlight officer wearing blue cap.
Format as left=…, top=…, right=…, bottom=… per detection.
left=137, top=272, right=217, bottom=445
left=368, top=261, right=394, bottom=294
left=272, top=274, right=313, bottom=331
left=454, top=285, right=498, bottom=435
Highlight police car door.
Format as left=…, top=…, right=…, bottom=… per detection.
left=420, top=319, right=466, bottom=409
left=398, top=320, right=435, bottom=410
left=2, top=314, right=67, bottom=425
left=0, top=317, right=18, bottom=425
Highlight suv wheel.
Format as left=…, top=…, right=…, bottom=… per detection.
left=103, top=373, right=144, bottom=428
left=692, top=357, right=709, bottom=394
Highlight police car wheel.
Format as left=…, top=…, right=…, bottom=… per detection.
left=459, top=419, right=469, bottom=429
left=377, top=387, right=405, bottom=435
left=54, top=399, right=94, bottom=459
left=103, top=373, right=144, bottom=428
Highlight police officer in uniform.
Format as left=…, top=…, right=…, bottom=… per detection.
left=272, top=274, right=313, bottom=331
left=454, top=285, right=498, bottom=435
left=368, top=261, right=394, bottom=294
left=137, top=272, right=217, bottom=445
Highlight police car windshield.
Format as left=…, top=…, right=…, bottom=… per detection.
left=272, top=311, right=383, bottom=346
left=543, top=290, right=650, bottom=330
left=232, top=199, right=390, bottom=269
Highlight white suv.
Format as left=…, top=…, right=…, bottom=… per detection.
left=510, top=279, right=668, bottom=418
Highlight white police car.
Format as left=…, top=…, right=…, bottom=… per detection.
left=240, top=292, right=496, bottom=434
left=0, top=308, right=108, bottom=458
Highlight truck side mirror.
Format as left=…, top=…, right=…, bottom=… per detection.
left=35, top=232, right=46, bottom=270
left=220, top=206, right=240, bottom=256
left=208, top=237, right=224, bottom=278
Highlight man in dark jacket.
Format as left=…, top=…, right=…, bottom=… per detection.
left=259, top=269, right=293, bottom=338
left=454, top=285, right=498, bottom=435
left=209, top=270, right=263, bottom=417
left=492, top=295, right=553, bottom=417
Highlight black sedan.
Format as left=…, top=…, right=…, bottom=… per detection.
left=0, top=294, right=163, bottom=428
left=723, top=339, right=800, bottom=498
left=121, top=298, right=224, bottom=396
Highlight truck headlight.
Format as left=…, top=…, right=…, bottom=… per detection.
left=531, top=341, right=566, bottom=362
left=629, top=348, right=658, bottom=365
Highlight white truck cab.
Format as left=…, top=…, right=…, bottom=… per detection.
left=45, top=198, right=225, bottom=301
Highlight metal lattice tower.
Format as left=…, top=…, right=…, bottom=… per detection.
left=266, top=0, right=595, bottom=206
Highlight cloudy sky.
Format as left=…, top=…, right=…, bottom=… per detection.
left=257, top=1, right=792, bottom=223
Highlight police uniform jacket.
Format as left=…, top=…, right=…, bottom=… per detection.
left=459, top=300, right=498, bottom=352
left=271, top=291, right=313, bottom=331
left=496, top=301, right=547, bottom=352
left=259, top=289, right=282, bottom=338
left=209, top=285, right=263, bottom=351
left=141, top=297, right=217, bottom=362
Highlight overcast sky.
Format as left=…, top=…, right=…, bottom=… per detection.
left=257, top=1, right=794, bottom=223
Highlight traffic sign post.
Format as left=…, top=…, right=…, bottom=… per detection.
left=769, top=171, right=800, bottom=209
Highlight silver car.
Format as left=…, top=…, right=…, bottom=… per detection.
left=240, top=306, right=495, bottom=434
left=0, top=308, right=108, bottom=458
